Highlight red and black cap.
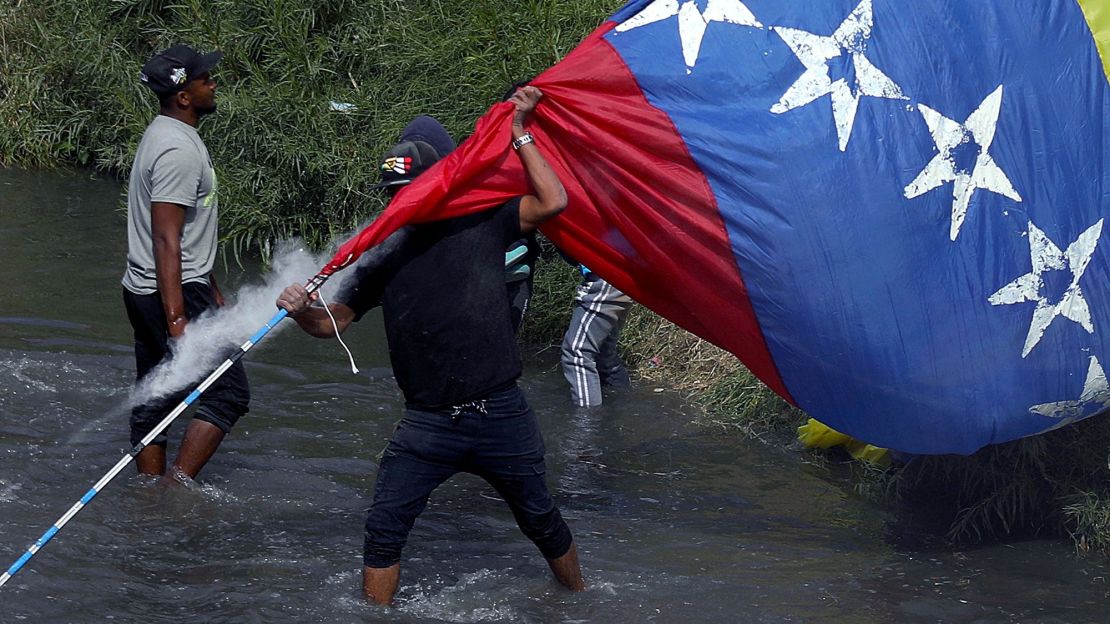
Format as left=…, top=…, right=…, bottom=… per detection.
left=140, top=44, right=223, bottom=97
left=373, top=116, right=456, bottom=189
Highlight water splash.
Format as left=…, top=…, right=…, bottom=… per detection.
left=127, top=241, right=355, bottom=408
left=0, top=479, right=22, bottom=503
left=1, top=358, right=57, bottom=393
left=400, top=568, right=528, bottom=622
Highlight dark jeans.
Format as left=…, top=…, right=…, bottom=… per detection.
left=363, top=383, right=573, bottom=568
left=123, top=283, right=250, bottom=447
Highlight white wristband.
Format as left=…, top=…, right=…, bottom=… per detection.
left=511, top=132, right=534, bottom=151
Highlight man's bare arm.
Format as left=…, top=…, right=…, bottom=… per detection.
left=209, top=270, right=225, bottom=307
left=151, top=201, right=188, bottom=338
left=509, top=86, right=568, bottom=234
left=276, top=283, right=356, bottom=338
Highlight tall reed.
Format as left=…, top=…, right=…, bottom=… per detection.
left=0, top=0, right=614, bottom=250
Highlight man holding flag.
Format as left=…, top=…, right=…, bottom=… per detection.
left=310, top=0, right=1109, bottom=455
left=277, top=86, right=585, bottom=604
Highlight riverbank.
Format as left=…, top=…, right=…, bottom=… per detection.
left=4, top=0, right=1110, bottom=556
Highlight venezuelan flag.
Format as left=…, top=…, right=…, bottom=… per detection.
left=325, top=1, right=1110, bottom=455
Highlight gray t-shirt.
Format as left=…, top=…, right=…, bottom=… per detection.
left=122, top=115, right=220, bottom=295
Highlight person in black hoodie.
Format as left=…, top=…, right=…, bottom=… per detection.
left=276, top=88, right=584, bottom=604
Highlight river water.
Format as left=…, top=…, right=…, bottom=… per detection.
left=0, top=167, right=1107, bottom=623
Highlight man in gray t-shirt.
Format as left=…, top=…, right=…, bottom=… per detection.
left=122, top=44, right=250, bottom=480
left=122, top=114, right=220, bottom=295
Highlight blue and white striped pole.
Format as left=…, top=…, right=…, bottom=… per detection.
left=0, top=275, right=326, bottom=589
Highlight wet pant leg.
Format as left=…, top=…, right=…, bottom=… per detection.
left=560, top=276, right=634, bottom=407
left=597, top=297, right=632, bottom=389
left=472, top=386, right=573, bottom=560
left=363, top=408, right=464, bottom=568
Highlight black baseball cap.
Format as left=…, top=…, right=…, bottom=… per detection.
left=140, top=44, right=223, bottom=97
left=373, top=116, right=456, bottom=189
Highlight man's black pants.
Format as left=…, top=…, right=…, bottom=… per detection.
left=363, top=383, right=573, bottom=568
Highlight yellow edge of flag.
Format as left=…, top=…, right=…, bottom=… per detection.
left=1078, top=0, right=1110, bottom=82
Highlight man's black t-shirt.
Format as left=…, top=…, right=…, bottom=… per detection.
left=337, top=199, right=524, bottom=409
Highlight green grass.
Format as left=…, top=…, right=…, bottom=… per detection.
left=0, top=0, right=616, bottom=254
left=846, top=412, right=1110, bottom=549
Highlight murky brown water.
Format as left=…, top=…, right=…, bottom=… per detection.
left=1, top=167, right=1108, bottom=623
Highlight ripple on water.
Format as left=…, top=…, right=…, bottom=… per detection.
left=319, top=569, right=381, bottom=619
left=195, top=481, right=244, bottom=505
left=0, top=479, right=22, bottom=503
left=0, top=354, right=129, bottom=398
left=1, top=358, right=56, bottom=393
left=399, top=568, right=528, bottom=623
left=142, top=470, right=246, bottom=507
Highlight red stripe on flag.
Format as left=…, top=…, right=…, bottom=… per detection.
left=323, top=22, right=794, bottom=403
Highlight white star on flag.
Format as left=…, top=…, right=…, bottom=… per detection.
left=903, top=85, right=1023, bottom=241
left=770, top=0, right=906, bottom=151
left=614, top=0, right=762, bottom=72
left=1029, top=356, right=1110, bottom=428
left=989, top=219, right=1104, bottom=358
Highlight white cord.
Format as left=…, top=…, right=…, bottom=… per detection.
left=316, top=290, right=360, bottom=374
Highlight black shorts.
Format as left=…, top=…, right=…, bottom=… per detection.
left=123, top=282, right=250, bottom=447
